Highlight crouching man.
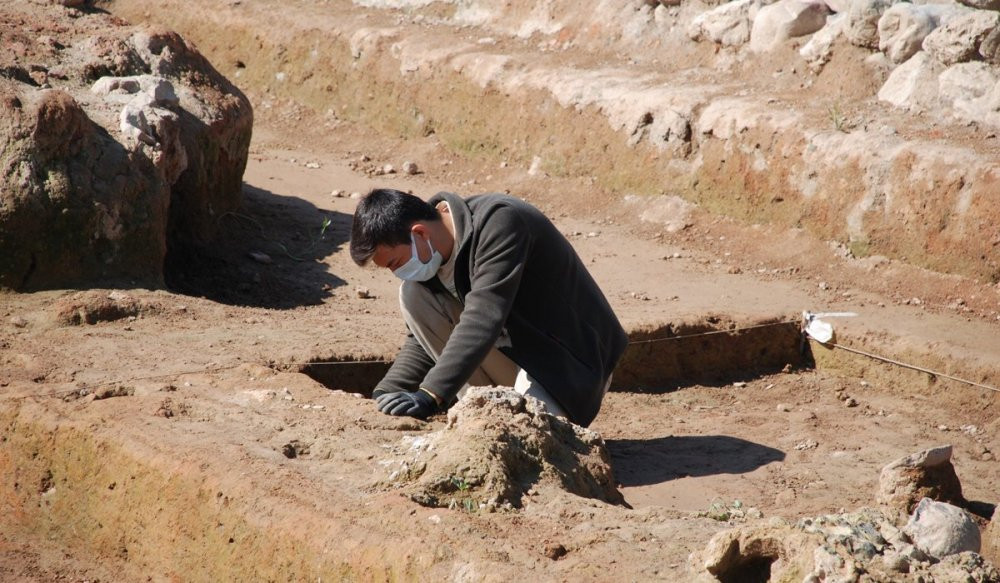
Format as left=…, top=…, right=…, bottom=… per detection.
left=349, top=188, right=627, bottom=427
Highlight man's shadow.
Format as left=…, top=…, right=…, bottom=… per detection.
left=607, top=435, right=785, bottom=487
left=164, top=183, right=350, bottom=309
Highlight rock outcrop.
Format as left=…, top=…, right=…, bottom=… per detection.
left=0, top=1, right=252, bottom=291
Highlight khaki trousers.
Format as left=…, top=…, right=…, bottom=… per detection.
left=399, top=281, right=570, bottom=419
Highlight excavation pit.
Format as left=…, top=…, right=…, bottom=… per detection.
left=296, top=317, right=808, bottom=398
left=297, top=356, right=392, bottom=396
left=614, top=317, right=806, bottom=392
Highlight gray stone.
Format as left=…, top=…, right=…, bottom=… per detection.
left=903, top=498, right=981, bottom=559
left=939, top=62, right=999, bottom=107
left=688, top=0, right=763, bottom=47
left=800, top=13, right=847, bottom=70
left=877, top=3, right=939, bottom=64
left=923, top=9, right=1000, bottom=65
left=879, top=550, right=911, bottom=573
left=979, top=24, right=1000, bottom=63
left=877, top=51, right=944, bottom=112
left=750, top=0, right=830, bottom=53
left=846, top=0, right=897, bottom=49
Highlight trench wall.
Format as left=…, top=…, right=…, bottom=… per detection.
left=0, top=407, right=393, bottom=582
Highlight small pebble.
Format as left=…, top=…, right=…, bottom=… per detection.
left=544, top=543, right=567, bottom=560
left=356, top=287, right=373, bottom=299
left=844, top=397, right=859, bottom=407
left=777, top=403, right=790, bottom=412
left=402, top=161, right=419, bottom=175
left=350, top=191, right=362, bottom=199
left=248, top=251, right=272, bottom=264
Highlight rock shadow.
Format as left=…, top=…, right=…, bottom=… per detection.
left=606, top=435, right=785, bottom=487
left=164, top=183, right=349, bottom=309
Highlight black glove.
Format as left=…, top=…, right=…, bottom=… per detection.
left=374, top=390, right=438, bottom=418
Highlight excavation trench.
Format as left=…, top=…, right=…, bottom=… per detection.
left=297, top=318, right=807, bottom=395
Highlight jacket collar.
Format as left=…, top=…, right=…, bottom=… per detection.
left=428, top=191, right=472, bottom=256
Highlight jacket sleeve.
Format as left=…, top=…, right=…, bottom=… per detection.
left=420, top=205, right=531, bottom=403
left=372, top=330, right=435, bottom=397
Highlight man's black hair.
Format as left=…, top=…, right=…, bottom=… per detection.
left=350, top=188, right=440, bottom=266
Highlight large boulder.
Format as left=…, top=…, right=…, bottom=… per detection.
left=923, top=9, right=1000, bottom=65
left=952, top=65, right=1000, bottom=127
left=749, top=0, right=830, bottom=53
left=878, top=51, right=945, bottom=111
left=904, top=498, right=982, bottom=560
left=0, top=1, right=252, bottom=291
left=846, top=0, right=897, bottom=49
left=0, top=87, right=169, bottom=290
left=877, top=3, right=940, bottom=64
left=688, top=0, right=765, bottom=47
left=939, top=61, right=999, bottom=106
left=376, top=387, right=625, bottom=510
left=876, top=445, right=966, bottom=514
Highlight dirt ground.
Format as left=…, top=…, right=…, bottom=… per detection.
left=3, top=94, right=999, bottom=580
left=3, top=1, right=1000, bottom=581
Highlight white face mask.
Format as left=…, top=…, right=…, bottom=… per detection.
left=392, top=233, right=443, bottom=282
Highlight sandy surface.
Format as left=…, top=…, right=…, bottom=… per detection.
left=3, top=101, right=999, bottom=580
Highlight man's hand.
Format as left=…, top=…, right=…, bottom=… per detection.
left=374, top=389, right=438, bottom=418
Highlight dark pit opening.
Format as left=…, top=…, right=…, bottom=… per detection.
left=717, top=554, right=775, bottom=583
left=297, top=356, right=392, bottom=397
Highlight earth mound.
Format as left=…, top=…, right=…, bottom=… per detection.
left=377, top=387, right=625, bottom=510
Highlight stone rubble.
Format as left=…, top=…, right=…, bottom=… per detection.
left=680, top=0, right=1000, bottom=128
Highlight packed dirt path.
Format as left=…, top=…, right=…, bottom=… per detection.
left=3, top=0, right=1000, bottom=581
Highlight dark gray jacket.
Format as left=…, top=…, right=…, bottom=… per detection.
left=374, top=192, right=627, bottom=427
